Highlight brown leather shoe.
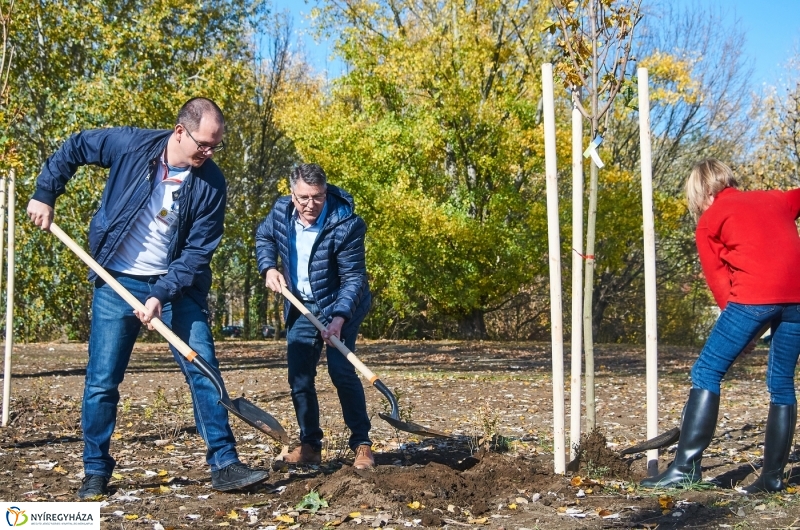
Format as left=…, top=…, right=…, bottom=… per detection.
left=277, top=443, right=321, bottom=467
left=353, top=445, right=375, bottom=469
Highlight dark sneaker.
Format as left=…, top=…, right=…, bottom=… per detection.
left=77, top=475, right=109, bottom=499
left=211, top=463, right=270, bottom=492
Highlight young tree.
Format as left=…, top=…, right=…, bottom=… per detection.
left=595, top=3, right=752, bottom=344
left=550, top=0, right=642, bottom=430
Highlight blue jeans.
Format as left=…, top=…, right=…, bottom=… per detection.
left=286, top=301, right=371, bottom=451
left=692, top=302, right=800, bottom=405
left=83, top=273, right=239, bottom=477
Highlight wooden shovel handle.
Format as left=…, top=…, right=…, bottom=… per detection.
left=49, top=222, right=198, bottom=362
left=280, top=286, right=379, bottom=384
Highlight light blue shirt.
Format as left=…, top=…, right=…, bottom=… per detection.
left=290, top=202, right=328, bottom=301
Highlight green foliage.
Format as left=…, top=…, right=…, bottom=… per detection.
left=0, top=0, right=763, bottom=345
left=277, top=0, right=554, bottom=338
left=295, top=490, right=328, bottom=514
left=4, top=0, right=267, bottom=341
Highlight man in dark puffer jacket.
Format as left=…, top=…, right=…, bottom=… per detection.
left=256, top=164, right=374, bottom=469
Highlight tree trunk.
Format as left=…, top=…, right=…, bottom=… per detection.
left=457, top=308, right=487, bottom=339
left=583, top=0, right=600, bottom=432
left=243, top=259, right=251, bottom=339
left=273, top=291, right=283, bottom=342
left=215, top=273, right=226, bottom=331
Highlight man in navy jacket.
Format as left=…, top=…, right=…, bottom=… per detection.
left=27, top=98, right=270, bottom=498
left=256, top=164, right=374, bottom=469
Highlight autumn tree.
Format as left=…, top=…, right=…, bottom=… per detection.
left=276, top=0, right=555, bottom=339
left=211, top=11, right=301, bottom=338
left=7, top=0, right=267, bottom=341
left=0, top=0, right=15, bottom=168
left=596, top=3, right=753, bottom=346
left=745, top=56, right=800, bottom=190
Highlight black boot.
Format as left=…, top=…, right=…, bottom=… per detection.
left=640, top=388, right=720, bottom=488
left=742, top=403, right=796, bottom=494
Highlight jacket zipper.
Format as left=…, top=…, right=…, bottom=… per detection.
left=100, top=160, right=158, bottom=263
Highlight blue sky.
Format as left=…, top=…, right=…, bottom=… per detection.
left=271, top=0, right=800, bottom=88
left=681, top=0, right=800, bottom=88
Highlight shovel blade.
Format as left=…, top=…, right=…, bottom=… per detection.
left=378, top=413, right=451, bottom=438
left=619, top=427, right=680, bottom=455
left=221, top=397, right=289, bottom=444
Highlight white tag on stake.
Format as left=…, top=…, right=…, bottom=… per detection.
left=583, top=135, right=605, bottom=168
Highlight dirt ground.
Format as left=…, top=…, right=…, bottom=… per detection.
left=1, top=339, right=799, bottom=529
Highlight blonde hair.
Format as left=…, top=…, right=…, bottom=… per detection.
left=685, top=159, right=738, bottom=219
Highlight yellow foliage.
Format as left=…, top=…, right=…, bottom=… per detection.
left=639, top=51, right=700, bottom=104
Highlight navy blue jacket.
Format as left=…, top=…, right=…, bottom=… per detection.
left=33, top=127, right=226, bottom=307
left=255, top=185, right=371, bottom=326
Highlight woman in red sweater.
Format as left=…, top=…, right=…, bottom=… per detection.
left=641, top=159, right=800, bottom=492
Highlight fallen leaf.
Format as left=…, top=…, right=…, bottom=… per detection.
left=658, top=495, right=674, bottom=510
left=158, top=470, right=169, bottom=476
left=124, top=514, right=138, bottom=520
left=407, top=501, right=421, bottom=510
left=467, top=517, right=488, bottom=524
left=227, top=510, right=238, bottom=520
left=570, top=476, right=583, bottom=487
left=508, top=503, right=517, bottom=510
left=274, top=514, right=295, bottom=523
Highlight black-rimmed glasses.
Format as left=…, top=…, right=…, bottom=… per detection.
left=181, top=125, right=225, bottom=154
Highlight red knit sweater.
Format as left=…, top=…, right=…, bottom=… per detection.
left=696, top=187, right=800, bottom=309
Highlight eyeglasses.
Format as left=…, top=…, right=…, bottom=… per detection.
left=181, top=125, right=225, bottom=154
left=293, top=192, right=327, bottom=206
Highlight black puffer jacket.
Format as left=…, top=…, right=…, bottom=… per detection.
left=255, top=185, right=371, bottom=325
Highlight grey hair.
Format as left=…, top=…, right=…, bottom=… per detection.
left=685, top=159, right=738, bottom=219
left=289, top=164, right=328, bottom=190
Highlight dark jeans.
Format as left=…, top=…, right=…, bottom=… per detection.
left=286, top=301, right=371, bottom=451
left=83, top=274, right=239, bottom=477
left=692, top=302, right=800, bottom=405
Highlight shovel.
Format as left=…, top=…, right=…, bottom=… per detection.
left=619, top=427, right=681, bottom=455
left=281, top=286, right=450, bottom=438
left=49, top=222, right=289, bottom=444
